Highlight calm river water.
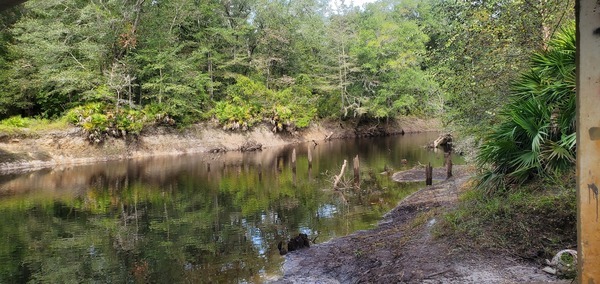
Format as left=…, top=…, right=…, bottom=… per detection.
left=0, top=133, right=460, bottom=283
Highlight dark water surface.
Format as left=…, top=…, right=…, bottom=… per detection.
left=0, top=133, right=461, bottom=283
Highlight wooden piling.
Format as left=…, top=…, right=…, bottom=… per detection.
left=308, top=145, right=313, bottom=169
left=425, top=163, right=433, bottom=186
left=446, top=153, right=453, bottom=179
left=291, top=148, right=297, bottom=172
left=353, top=155, right=360, bottom=186
left=258, top=162, right=262, bottom=182
left=577, top=4, right=600, bottom=280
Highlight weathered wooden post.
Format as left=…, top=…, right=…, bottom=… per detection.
left=291, top=148, right=297, bottom=172
left=425, top=163, right=432, bottom=186
left=258, top=162, right=262, bottom=182
left=291, top=148, right=297, bottom=185
left=353, top=155, right=360, bottom=186
left=308, top=144, right=313, bottom=169
left=207, top=162, right=211, bottom=172
left=446, top=152, right=453, bottom=179
left=277, top=156, right=283, bottom=173
left=577, top=1, right=600, bottom=281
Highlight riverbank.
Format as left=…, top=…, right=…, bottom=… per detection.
left=0, top=117, right=439, bottom=173
left=272, top=166, right=569, bottom=283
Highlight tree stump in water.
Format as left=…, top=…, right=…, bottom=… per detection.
left=353, top=155, right=360, bottom=187
left=446, top=152, right=453, bottom=179
left=425, top=163, right=433, bottom=186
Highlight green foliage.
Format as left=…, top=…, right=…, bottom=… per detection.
left=475, top=25, right=576, bottom=194
left=211, top=76, right=316, bottom=132
left=270, top=85, right=317, bottom=129
left=0, top=115, right=31, bottom=128
left=65, top=103, right=149, bottom=143
left=0, top=0, right=575, bottom=132
left=339, top=1, right=437, bottom=119
left=0, top=115, right=69, bottom=136
left=212, top=76, right=267, bottom=130
left=426, top=0, right=575, bottom=132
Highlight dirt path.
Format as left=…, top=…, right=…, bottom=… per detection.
left=271, top=167, right=568, bottom=283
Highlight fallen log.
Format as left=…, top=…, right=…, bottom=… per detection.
left=432, top=133, right=453, bottom=149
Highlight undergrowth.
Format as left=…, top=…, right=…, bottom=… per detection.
left=435, top=170, right=576, bottom=265
left=64, top=103, right=175, bottom=143
left=0, top=115, right=70, bottom=136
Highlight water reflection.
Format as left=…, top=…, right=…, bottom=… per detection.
left=0, top=133, right=460, bottom=283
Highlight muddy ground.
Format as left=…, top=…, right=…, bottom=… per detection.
left=271, top=167, right=569, bottom=284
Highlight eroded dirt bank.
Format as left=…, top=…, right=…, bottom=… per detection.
left=271, top=167, right=569, bottom=284
left=0, top=117, right=439, bottom=172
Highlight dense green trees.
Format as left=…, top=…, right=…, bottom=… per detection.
left=0, top=0, right=574, bottom=137
left=425, top=0, right=574, bottom=131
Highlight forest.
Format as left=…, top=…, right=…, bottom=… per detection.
left=0, top=0, right=582, bottom=281
left=0, top=0, right=573, bottom=136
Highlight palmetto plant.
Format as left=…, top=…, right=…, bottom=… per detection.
left=476, top=24, right=576, bottom=194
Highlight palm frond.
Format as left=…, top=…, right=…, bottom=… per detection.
left=474, top=23, right=576, bottom=195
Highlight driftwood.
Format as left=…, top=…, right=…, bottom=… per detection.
left=209, top=147, right=227, bottom=153
left=333, top=160, right=347, bottom=189
left=325, top=132, right=334, bottom=141
left=240, top=140, right=262, bottom=152
left=432, top=133, right=453, bottom=149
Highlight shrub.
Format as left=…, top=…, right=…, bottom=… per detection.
left=0, top=116, right=31, bottom=128
left=211, top=76, right=317, bottom=132
left=475, top=24, right=575, bottom=194
left=65, top=103, right=151, bottom=143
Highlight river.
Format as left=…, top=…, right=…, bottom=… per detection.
left=0, top=133, right=460, bottom=283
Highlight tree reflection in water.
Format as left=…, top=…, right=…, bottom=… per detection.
left=0, top=133, right=461, bottom=282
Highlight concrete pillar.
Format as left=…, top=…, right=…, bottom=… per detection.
left=577, top=0, right=600, bottom=281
